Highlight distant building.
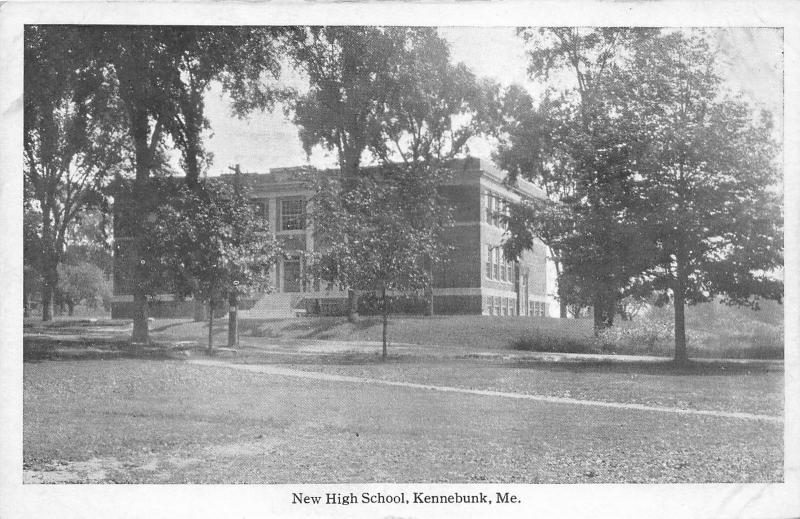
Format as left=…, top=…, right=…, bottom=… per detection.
left=111, top=157, right=552, bottom=319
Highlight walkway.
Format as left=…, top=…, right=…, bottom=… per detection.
left=189, top=359, right=783, bottom=424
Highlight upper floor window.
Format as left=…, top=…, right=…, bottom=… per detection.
left=485, top=191, right=510, bottom=229
left=279, top=198, right=305, bottom=231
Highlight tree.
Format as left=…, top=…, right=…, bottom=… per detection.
left=81, top=26, right=288, bottom=343
left=286, top=26, right=413, bottom=320
left=23, top=26, right=125, bottom=321
left=498, top=28, right=661, bottom=331
left=287, top=27, right=487, bottom=319
left=307, top=168, right=450, bottom=358
left=56, top=262, right=112, bottom=316
left=614, top=32, right=783, bottom=363
left=146, top=180, right=281, bottom=351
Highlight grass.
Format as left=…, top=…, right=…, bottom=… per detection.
left=24, top=357, right=783, bottom=484
left=24, top=296, right=783, bottom=360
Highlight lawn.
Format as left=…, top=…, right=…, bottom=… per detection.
left=144, top=298, right=783, bottom=359
left=23, top=354, right=783, bottom=484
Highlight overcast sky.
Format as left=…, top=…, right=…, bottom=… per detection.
left=200, top=27, right=783, bottom=175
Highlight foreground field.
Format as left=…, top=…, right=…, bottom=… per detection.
left=23, top=353, right=783, bottom=484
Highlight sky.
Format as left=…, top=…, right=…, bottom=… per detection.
left=199, top=27, right=783, bottom=176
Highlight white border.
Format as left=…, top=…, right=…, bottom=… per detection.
left=1, top=2, right=798, bottom=519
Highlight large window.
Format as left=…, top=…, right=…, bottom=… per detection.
left=486, top=245, right=493, bottom=279
left=279, top=199, right=305, bottom=231
left=493, top=248, right=500, bottom=279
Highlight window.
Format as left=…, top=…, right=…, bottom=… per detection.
left=494, top=296, right=501, bottom=316
left=485, top=192, right=493, bottom=224
left=279, top=199, right=305, bottom=231
left=493, top=248, right=500, bottom=279
left=510, top=299, right=516, bottom=316
left=531, top=301, right=547, bottom=317
left=487, top=296, right=494, bottom=315
left=493, top=197, right=501, bottom=227
left=501, top=297, right=507, bottom=316
left=486, top=246, right=493, bottom=279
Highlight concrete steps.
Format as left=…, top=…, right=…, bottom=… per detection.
left=240, top=293, right=304, bottom=319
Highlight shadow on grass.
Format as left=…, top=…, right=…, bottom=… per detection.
left=24, top=338, right=184, bottom=363
left=504, top=358, right=781, bottom=376
left=149, top=320, right=197, bottom=333
left=245, top=316, right=383, bottom=341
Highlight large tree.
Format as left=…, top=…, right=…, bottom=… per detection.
left=498, top=28, right=661, bottom=330
left=286, top=27, right=421, bottom=320
left=616, top=32, right=783, bottom=363
left=82, top=26, right=287, bottom=343
left=145, top=180, right=282, bottom=351
left=23, top=26, right=125, bottom=321
left=287, top=27, right=487, bottom=319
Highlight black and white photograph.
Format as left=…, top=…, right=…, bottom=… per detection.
left=1, top=2, right=798, bottom=518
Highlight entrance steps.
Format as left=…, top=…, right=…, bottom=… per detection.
left=239, top=293, right=305, bottom=319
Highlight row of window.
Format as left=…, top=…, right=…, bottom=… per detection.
left=486, top=246, right=515, bottom=283
left=248, top=198, right=306, bottom=232
left=486, top=295, right=517, bottom=316
left=485, top=192, right=510, bottom=228
left=484, top=297, right=549, bottom=317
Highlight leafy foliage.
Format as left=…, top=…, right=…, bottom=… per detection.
left=57, top=262, right=112, bottom=313
left=307, top=166, right=452, bottom=355
left=143, top=180, right=282, bottom=306
left=497, top=29, right=782, bottom=354
left=74, top=25, right=289, bottom=342
left=24, top=26, right=128, bottom=321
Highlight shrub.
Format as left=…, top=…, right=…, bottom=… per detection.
left=509, top=330, right=594, bottom=354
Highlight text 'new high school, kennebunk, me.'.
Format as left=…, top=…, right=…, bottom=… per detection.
left=291, top=491, right=521, bottom=506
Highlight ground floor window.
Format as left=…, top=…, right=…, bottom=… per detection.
left=530, top=300, right=547, bottom=317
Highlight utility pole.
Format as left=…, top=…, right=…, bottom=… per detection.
left=228, top=164, right=241, bottom=348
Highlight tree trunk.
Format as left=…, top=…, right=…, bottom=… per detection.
left=347, top=289, right=359, bottom=323
left=559, top=300, right=568, bottom=319
left=131, top=288, right=149, bottom=345
left=381, top=287, right=389, bottom=359
left=591, top=291, right=615, bottom=335
left=41, top=283, right=53, bottom=322
left=228, top=291, right=238, bottom=348
left=673, top=253, right=688, bottom=365
left=427, top=262, right=434, bottom=316
left=67, top=302, right=74, bottom=316
left=193, top=300, right=206, bottom=322
left=207, top=299, right=214, bottom=352
left=40, top=259, right=58, bottom=322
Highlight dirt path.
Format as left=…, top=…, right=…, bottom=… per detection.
left=189, top=359, right=783, bottom=424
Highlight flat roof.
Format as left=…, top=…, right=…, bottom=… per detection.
left=220, top=157, right=547, bottom=200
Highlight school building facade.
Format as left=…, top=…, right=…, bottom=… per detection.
left=111, top=157, right=553, bottom=319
